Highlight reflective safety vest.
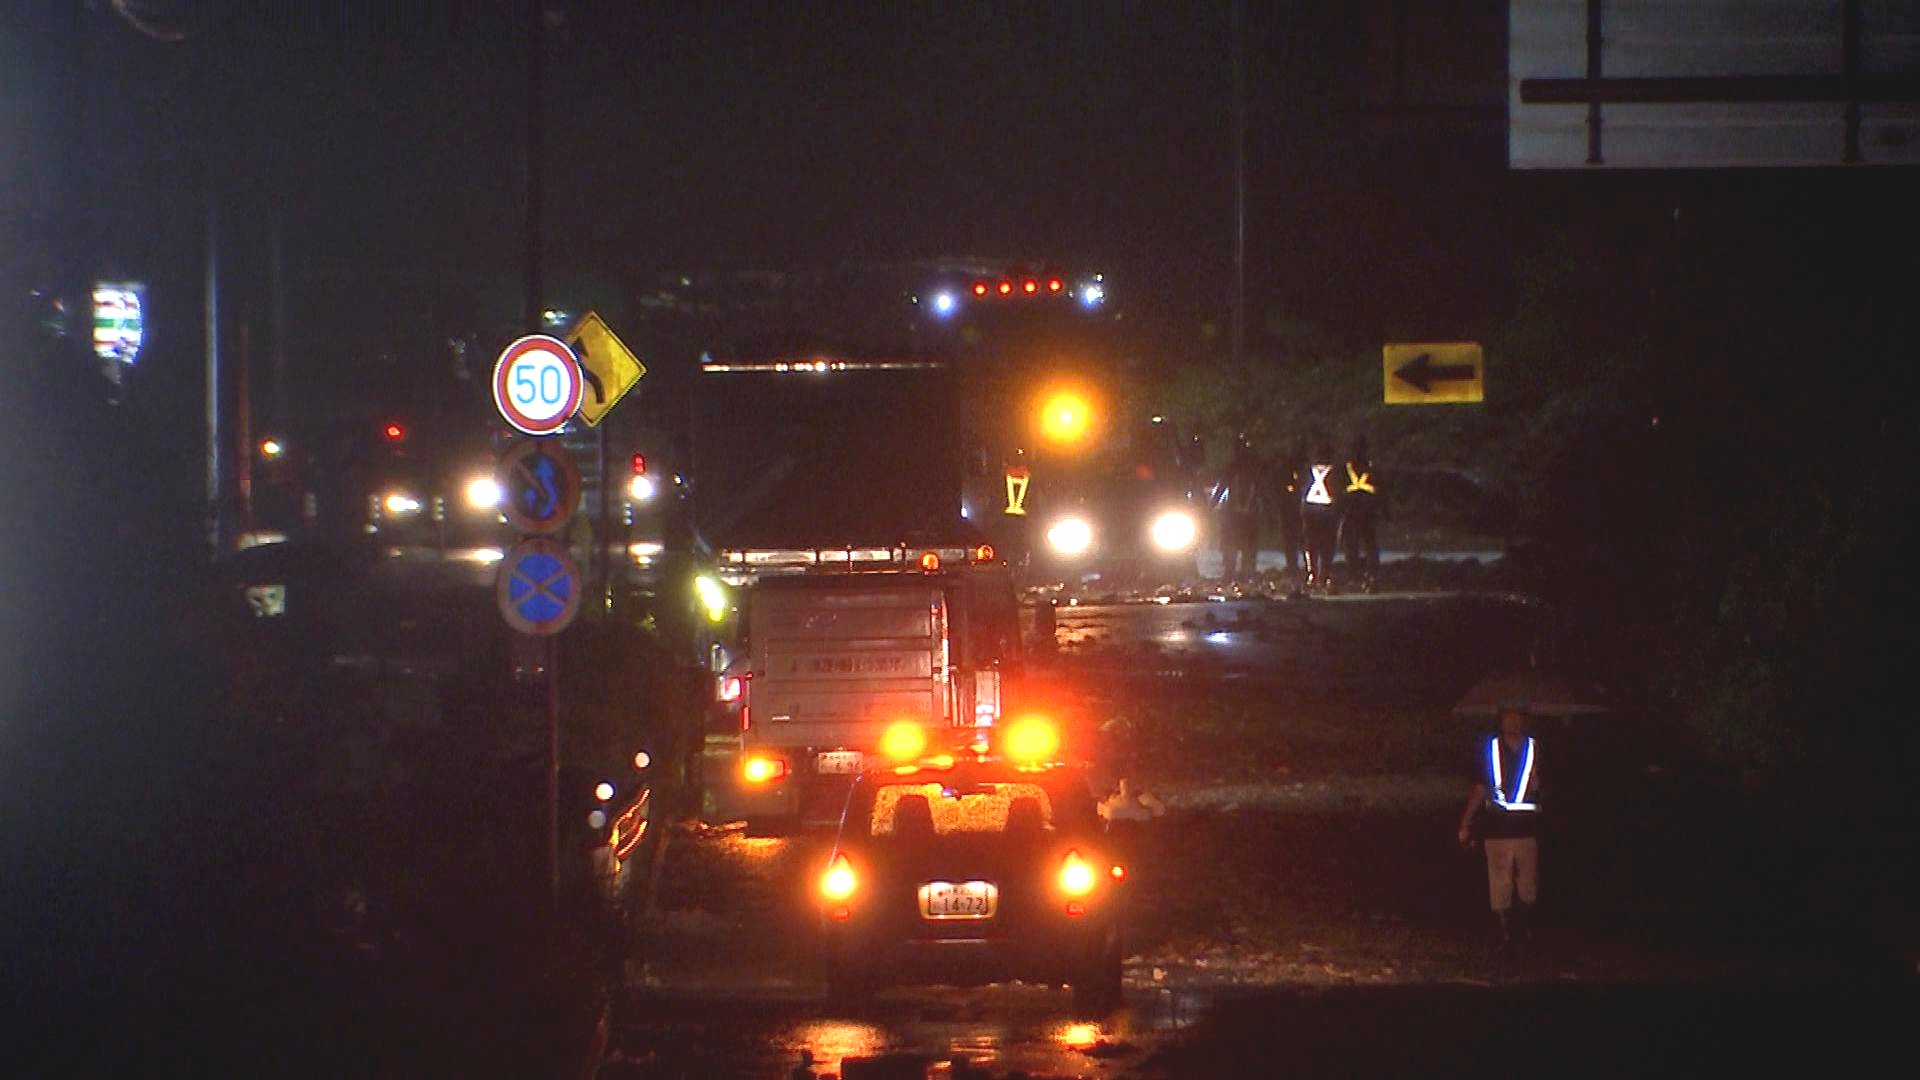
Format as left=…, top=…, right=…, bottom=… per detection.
left=1345, top=463, right=1375, bottom=495
left=1304, top=464, right=1334, bottom=506
left=1486, top=736, right=1537, bottom=812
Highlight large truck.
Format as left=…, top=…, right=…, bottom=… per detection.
left=687, top=357, right=1028, bottom=833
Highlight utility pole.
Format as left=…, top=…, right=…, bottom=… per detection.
left=235, top=317, right=253, bottom=538
left=205, top=195, right=222, bottom=555
left=522, top=0, right=562, bottom=915
left=1231, top=0, right=1247, bottom=373
left=524, top=1, right=545, bottom=335
left=271, top=210, right=289, bottom=433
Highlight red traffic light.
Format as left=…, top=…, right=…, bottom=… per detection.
left=1047, top=277, right=1063, bottom=293
left=997, top=281, right=1013, bottom=296
left=1022, top=279, right=1038, bottom=294
left=631, top=453, right=648, bottom=476
left=972, top=282, right=988, bottom=297
left=384, top=423, right=406, bottom=442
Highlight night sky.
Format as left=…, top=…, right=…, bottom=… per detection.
left=4, top=2, right=1528, bottom=398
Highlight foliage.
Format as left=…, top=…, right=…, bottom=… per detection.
left=1149, top=222, right=1914, bottom=822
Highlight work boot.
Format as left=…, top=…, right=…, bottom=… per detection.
left=1513, top=901, right=1537, bottom=949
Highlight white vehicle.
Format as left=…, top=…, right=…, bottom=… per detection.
left=715, top=543, right=1024, bottom=835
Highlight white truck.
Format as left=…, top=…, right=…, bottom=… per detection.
left=718, top=546, right=1023, bottom=833
left=686, top=357, right=1028, bottom=832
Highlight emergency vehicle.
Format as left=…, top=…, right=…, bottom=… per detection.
left=815, top=719, right=1127, bottom=1018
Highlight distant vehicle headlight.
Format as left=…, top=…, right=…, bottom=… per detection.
left=383, top=493, right=421, bottom=515
left=465, top=476, right=503, bottom=510
left=1045, top=516, right=1094, bottom=557
left=629, top=474, right=658, bottom=502
left=1149, top=508, right=1199, bottom=554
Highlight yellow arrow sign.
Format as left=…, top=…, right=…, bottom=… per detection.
left=1384, top=342, right=1484, bottom=405
left=566, top=311, right=646, bottom=427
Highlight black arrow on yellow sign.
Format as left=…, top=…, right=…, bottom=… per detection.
left=1393, top=351, right=1477, bottom=394
left=572, top=336, right=607, bottom=403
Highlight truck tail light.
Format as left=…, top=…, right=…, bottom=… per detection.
left=820, top=852, right=857, bottom=901
left=1059, top=849, right=1096, bottom=897
left=742, top=754, right=786, bottom=784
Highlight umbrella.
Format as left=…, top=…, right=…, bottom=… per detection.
left=1452, top=667, right=1609, bottom=717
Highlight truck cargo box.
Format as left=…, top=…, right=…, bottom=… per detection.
left=689, top=361, right=963, bottom=550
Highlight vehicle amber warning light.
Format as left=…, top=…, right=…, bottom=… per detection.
left=742, top=755, right=787, bottom=784
left=881, top=721, right=928, bottom=763
left=1002, top=716, right=1060, bottom=763
left=920, top=551, right=941, bottom=572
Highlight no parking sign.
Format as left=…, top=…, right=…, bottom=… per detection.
left=497, top=538, right=582, bottom=636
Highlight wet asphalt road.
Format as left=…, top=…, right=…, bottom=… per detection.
left=603, top=592, right=1538, bottom=1079
left=598, top=593, right=1913, bottom=1079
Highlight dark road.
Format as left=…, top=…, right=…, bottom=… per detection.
left=601, top=594, right=1916, bottom=1078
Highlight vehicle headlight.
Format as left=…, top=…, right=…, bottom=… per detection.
left=1045, top=516, right=1094, bottom=557
left=1149, top=508, right=1199, bottom=554
left=383, top=493, right=421, bottom=515
left=629, top=474, right=658, bottom=502
left=465, top=476, right=503, bottom=510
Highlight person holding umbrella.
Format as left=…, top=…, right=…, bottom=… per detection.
left=1458, top=703, right=1544, bottom=954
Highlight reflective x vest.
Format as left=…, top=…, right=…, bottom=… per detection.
left=1345, top=463, right=1375, bottom=495
left=1486, top=736, right=1537, bottom=812
left=1304, top=464, right=1334, bottom=506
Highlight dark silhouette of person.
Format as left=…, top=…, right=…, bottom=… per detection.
left=1209, top=434, right=1265, bottom=584
left=1339, top=434, right=1381, bottom=592
left=1276, top=437, right=1306, bottom=581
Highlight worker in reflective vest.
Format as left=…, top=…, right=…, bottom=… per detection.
left=1457, top=705, right=1542, bottom=952
left=1338, top=434, right=1380, bottom=593
left=1298, top=437, right=1341, bottom=594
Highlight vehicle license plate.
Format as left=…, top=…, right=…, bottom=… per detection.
left=919, top=880, right=997, bottom=920
left=815, top=751, right=865, bottom=775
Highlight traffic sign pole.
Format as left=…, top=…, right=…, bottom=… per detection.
left=492, top=333, right=585, bottom=914
left=547, top=635, right=560, bottom=912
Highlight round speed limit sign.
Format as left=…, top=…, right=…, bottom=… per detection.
left=492, top=334, right=585, bottom=436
